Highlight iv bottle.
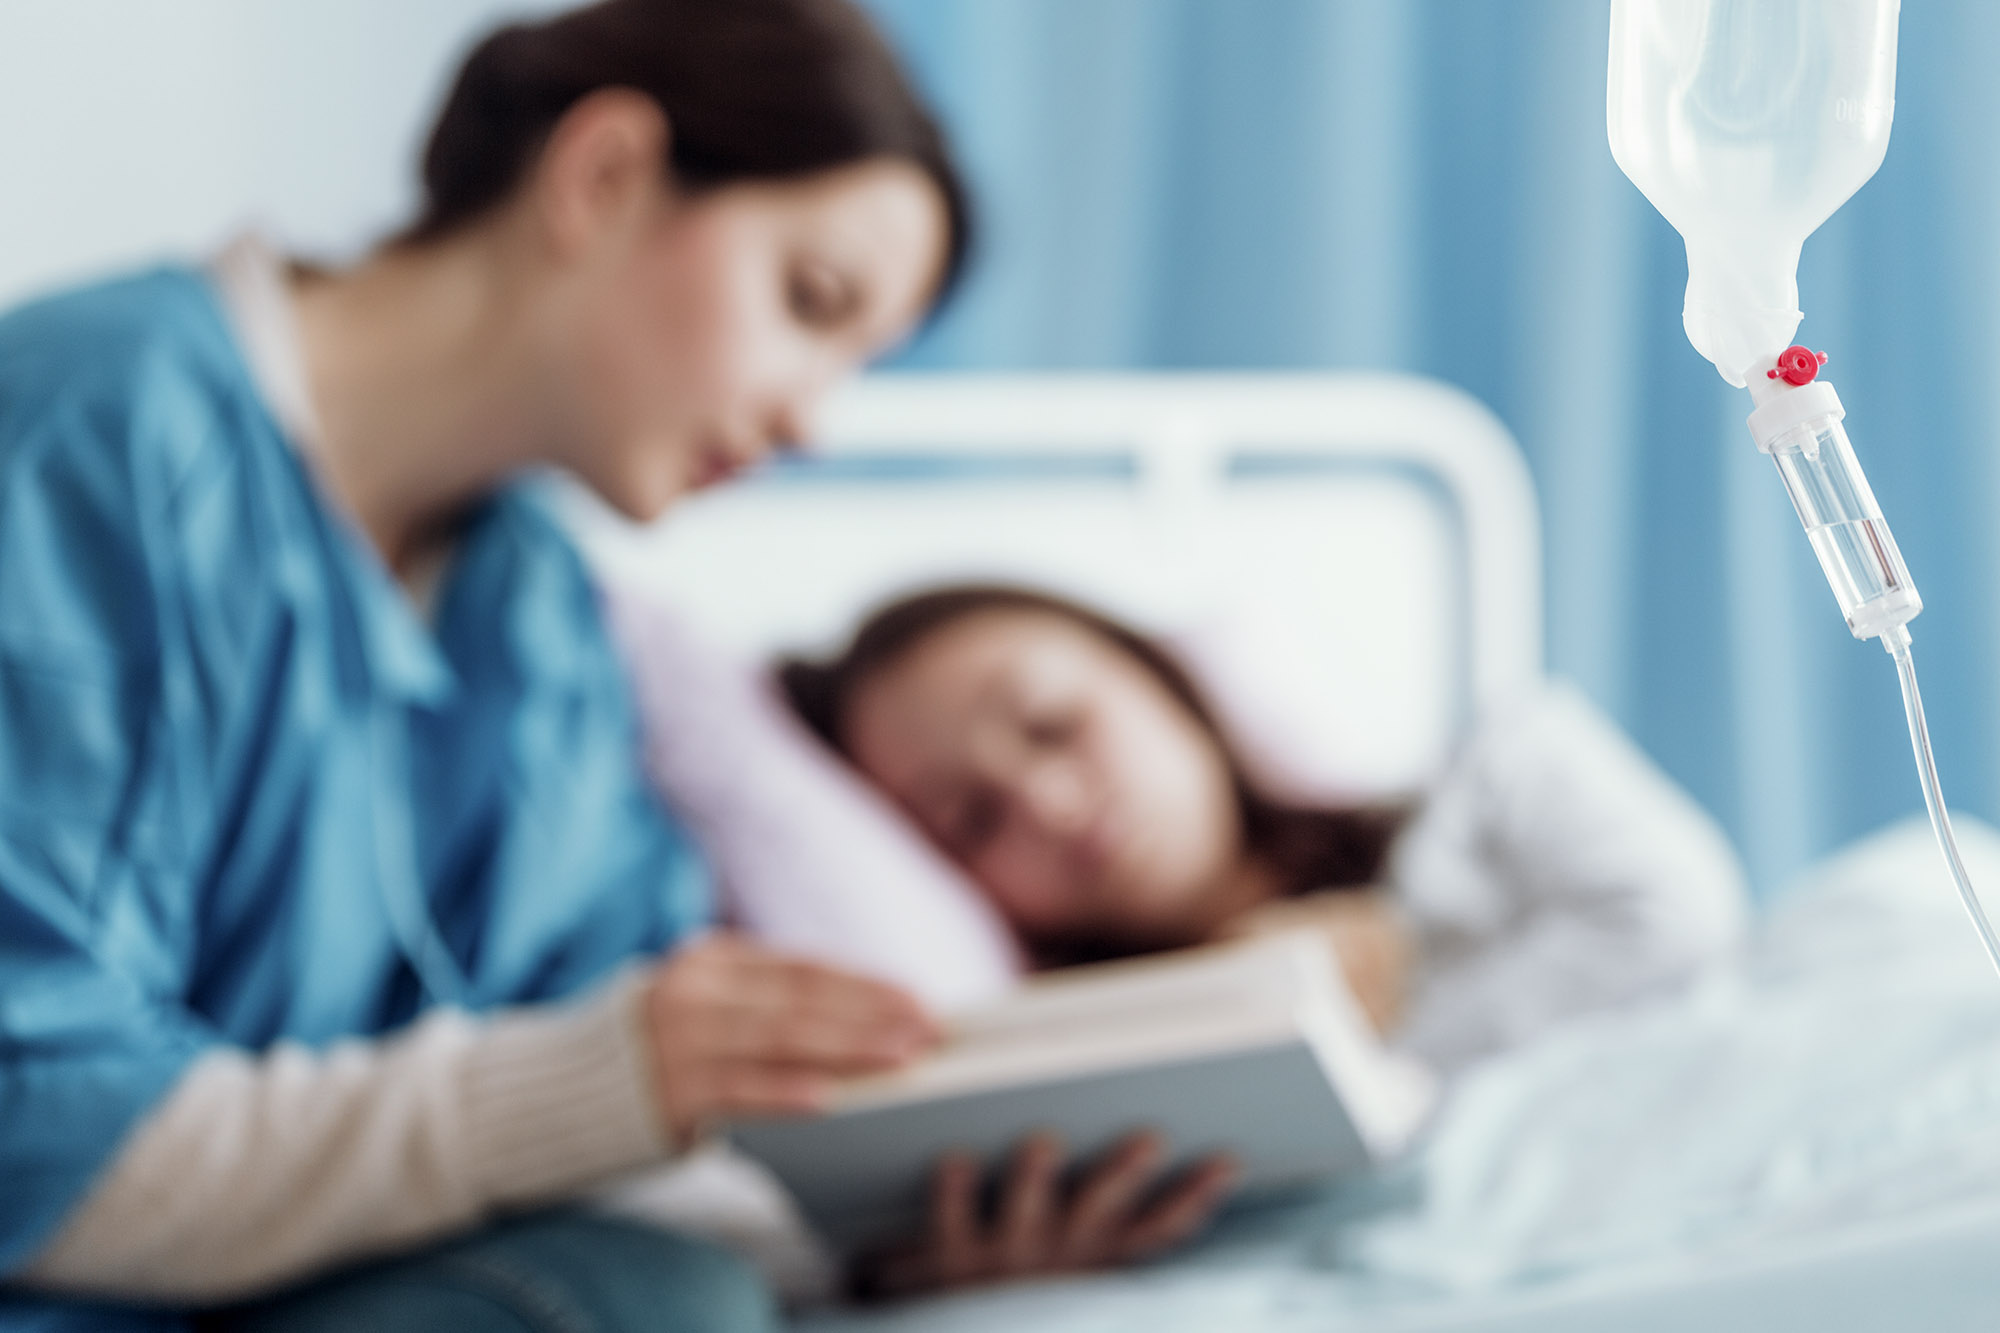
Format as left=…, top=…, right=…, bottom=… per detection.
left=1607, top=0, right=1900, bottom=386
left=1608, top=0, right=1915, bottom=644
left=1610, top=3, right=2000, bottom=981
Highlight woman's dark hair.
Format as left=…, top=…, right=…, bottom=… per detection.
left=781, top=585, right=1409, bottom=956
left=404, top=0, right=972, bottom=303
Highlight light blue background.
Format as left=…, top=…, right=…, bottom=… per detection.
left=860, top=0, right=2000, bottom=897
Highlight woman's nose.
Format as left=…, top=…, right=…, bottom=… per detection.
left=766, top=397, right=816, bottom=453
left=1016, top=758, right=1093, bottom=837
left=770, top=361, right=840, bottom=451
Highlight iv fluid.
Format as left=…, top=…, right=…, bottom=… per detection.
left=1806, top=519, right=1907, bottom=621
left=1607, top=0, right=1900, bottom=383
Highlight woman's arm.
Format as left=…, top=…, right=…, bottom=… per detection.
left=1390, top=683, right=1749, bottom=1073
left=19, top=937, right=935, bottom=1304
left=19, top=975, right=663, bottom=1302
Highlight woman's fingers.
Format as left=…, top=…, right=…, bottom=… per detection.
left=868, top=1140, right=1236, bottom=1297
left=797, top=963, right=939, bottom=1035
left=649, top=936, right=940, bottom=1071
left=719, top=944, right=937, bottom=1033
left=661, top=934, right=926, bottom=1017
left=1057, top=1131, right=1163, bottom=1261
left=653, top=1062, right=831, bottom=1142
left=724, top=960, right=936, bottom=1051
left=857, top=1152, right=986, bottom=1298
left=697, top=1003, right=925, bottom=1071
left=710, top=1063, right=833, bottom=1117
left=928, top=1152, right=984, bottom=1284
left=995, top=1133, right=1064, bottom=1272
left=670, top=949, right=930, bottom=1037
left=1115, top=1154, right=1239, bottom=1260
left=642, top=936, right=944, bottom=1142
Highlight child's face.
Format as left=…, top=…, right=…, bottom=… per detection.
left=842, top=611, right=1249, bottom=952
left=548, top=151, right=947, bottom=520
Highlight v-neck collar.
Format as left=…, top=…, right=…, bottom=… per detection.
left=203, top=237, right=462, bottom=708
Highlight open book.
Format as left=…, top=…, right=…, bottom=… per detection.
left=728, top=931, right=1438, bottom=1251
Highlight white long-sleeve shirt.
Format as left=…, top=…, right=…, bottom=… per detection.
left=1388, top=682, right=1749, bottom=1073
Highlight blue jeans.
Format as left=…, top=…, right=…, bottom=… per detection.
left=201, top=1213, right=778, bottom=1333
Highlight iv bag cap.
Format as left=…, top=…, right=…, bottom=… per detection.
left=1747, top=379, right=1844, bottom=453
left=1770, top=346, right=1828, bottom=386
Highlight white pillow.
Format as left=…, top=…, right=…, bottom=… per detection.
left=603, top=585, right=1023, bottom=1014
left=1163, top=599, right=1425, bottom=804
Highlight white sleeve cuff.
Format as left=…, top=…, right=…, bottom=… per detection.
left=462, top=968, right=671, bottom=1209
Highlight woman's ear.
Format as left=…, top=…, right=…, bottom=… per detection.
left=528, top=88, right=673, bottom=262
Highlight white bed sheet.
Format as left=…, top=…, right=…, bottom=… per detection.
left=799, top=817, right=2000, bottom=1331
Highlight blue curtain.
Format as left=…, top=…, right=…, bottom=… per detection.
left=860, top=0, right=2000, bottom=897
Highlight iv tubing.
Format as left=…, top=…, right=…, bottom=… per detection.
left=1886, top=626, right=2000, bottom=977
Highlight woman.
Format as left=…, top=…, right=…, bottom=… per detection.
left=0, top=2, right=968, bottom=1328
left=784, top=584, right=1751, bottom=1073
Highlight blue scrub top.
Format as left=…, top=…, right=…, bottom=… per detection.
left=0, top=271, right=710, bottom=1328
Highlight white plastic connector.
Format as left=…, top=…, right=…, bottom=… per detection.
left=1746, top=378, right=1843, bottom=454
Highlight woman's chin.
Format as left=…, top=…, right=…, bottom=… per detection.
left=583, top=460, right=690, bottom=525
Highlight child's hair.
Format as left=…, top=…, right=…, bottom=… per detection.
left=404, top=0, right=972, bottom=302
left=781, top=584, right=1409, bottom=955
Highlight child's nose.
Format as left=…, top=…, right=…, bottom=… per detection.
left=1017, top=758, right=1092, bottom=836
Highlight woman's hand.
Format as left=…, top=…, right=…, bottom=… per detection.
left=859, top=1132, right=1238, bottom=1298
left=640, top=933, right=939, bottom=1147
left=1224, top=889, right=1412, bottom=1035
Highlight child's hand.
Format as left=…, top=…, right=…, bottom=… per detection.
left=858, top=1131, right=1238, bottom=1298
left=640, top=933, right=939, bottom=1147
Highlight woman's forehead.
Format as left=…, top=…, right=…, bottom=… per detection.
left=847, top=613, right=1090, bottom=763
left=896, top=609, right=1106, bottom=690
left=710, top=161, right=946, bottom=305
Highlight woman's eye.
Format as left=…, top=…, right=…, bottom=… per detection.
left=1022, top=709, right=1079, bottom=749
left=788, top=263, right=857, bottom=330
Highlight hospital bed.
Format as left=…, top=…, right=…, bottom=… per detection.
left=559, top=371, right=1543, bottom=801
left=557, top=373, right=2000, bottom=1331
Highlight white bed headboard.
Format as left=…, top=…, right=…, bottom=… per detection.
left=553, top=372, right=1542, bottom=796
